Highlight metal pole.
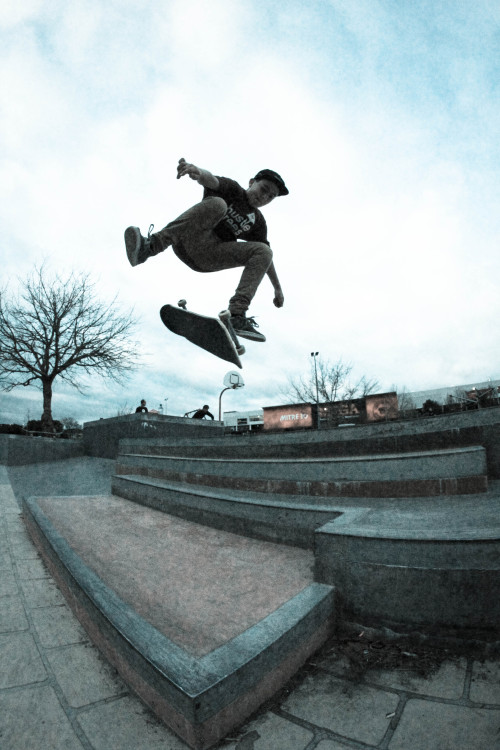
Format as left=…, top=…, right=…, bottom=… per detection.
left=311, top=351, right=319, bottom=428
left=219, top=387, right=231, bottom=421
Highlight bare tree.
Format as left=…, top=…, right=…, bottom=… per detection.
left=59, top=416, right=82, bottom=430
left=282, top=356, right=379, bottom=404
left=115, top=402, right=134, bottom=416
left=0, top=265, right=140, bottom=431
left=396, top=386, right=416, bottom=413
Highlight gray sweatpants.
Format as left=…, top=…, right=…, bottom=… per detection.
left=152, top=197, right=273, bottom=315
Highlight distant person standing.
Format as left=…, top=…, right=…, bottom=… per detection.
left=135, top=399, right=148, bottom=413
left=191, top=405, right=214, bottom=420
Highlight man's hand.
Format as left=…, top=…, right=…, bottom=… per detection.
left=273, top=288, right=284, bottom=308
left=177, top=157, right=201, bottom=180
left=176, top=157, right=219, bottom=189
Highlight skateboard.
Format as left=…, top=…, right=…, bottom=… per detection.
left=160, top=300, right=245, bottom=368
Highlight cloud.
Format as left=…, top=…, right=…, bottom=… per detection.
left=2, top=1, right=500, bottom=425
left=0, top=0, right=44, bottom=29
left=166, top=0, right=253, bottom=73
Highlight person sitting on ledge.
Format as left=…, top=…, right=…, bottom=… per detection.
left=135, top=399, right=148, bottom=413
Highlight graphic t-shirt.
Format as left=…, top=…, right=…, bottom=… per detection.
left=204, top=177, right=269, bottom=245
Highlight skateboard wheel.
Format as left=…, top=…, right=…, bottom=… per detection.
left=237, top=345, right=245, bottom=355
left=219, top=309, right=230, bottom=320
left=178, top=299, right=187, bottom=309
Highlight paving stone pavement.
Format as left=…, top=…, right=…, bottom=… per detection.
left=1, top=460, right=500, bottom=750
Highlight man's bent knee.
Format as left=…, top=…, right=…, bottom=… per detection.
left=254, top=243, right=273, bottom=266
left=203, top=196, right=228, bottom=222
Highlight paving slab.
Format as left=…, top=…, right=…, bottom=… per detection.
left=320, top=649, right=468, bottom=699
left=19, top=576, right=66, bottom=608
left=0, top=595, right=29, bottom=632
left=389, top=699, right=500, bottom=750
left=8, top=530, right=41, bottom=559
left=15, top=556, right=51, bottom=580
left=4, top=516, right=25, bottom=535
left=0, top=569, right=18, bottom=597
left=0, top=631, right=47, bottom=688
left=363, top=658, right=468, bottom=699
left=0, top=552, right=12, bottom=571
left=282, top=671, right=399, bottom=745
left=31, top=604, right=88, bottom=648
left=76, top=695, right=189, bottom=750
left=470, top=660, right=500, bottom=703
left=0, top=469, right=20, bottom=500
left=0, top=685, right=84, bottom=750
left=45, top=642, right=126, bottom=707
left=223, top=712, right=314, bottom=749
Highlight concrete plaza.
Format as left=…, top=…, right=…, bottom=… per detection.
left=1, top=458, right=499, bottom=750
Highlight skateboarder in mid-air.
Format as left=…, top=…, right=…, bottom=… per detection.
left=124, top=158, right=288, bottom=342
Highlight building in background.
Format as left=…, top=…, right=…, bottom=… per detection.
left=224, top=380, right=500, bottom=434
left=261, top=392, right=398, bottom=432
left=224, top=392, right=399, bottom=433
left=223, top=410, right=264, bottom=433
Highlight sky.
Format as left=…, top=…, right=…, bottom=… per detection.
left=1, top=0, right=500, bottom=426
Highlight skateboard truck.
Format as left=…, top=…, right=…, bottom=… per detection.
left=174, top=299, right=245, bottom=357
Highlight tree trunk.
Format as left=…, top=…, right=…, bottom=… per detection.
left=41, top=378, right=55, bottom=433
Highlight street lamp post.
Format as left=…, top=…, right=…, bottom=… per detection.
left=311, top=351, right=320, bottom=429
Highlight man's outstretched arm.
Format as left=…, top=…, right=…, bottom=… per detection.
left=266, top=261, right=285, bottom=308
left=176, top=157, right=219, bottom=190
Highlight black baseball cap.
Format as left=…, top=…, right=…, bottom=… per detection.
left=253, top=169, right=289, bottom=196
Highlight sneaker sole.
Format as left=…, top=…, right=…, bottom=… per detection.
left=233, top=329, right=266, bottom=343
left=124, top=227, right=141, bottom=267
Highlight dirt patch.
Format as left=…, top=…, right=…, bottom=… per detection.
left=253, top=632, right=460, bottom=714
left=215, top=630, right=496, bottom=747
left=321, top=633, right=452, bottom=681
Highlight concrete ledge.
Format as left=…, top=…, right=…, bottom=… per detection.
left=111, top=474, right=344, bottom=547
left=0, top=434, right=84, bottom=465
left=115, top=446, right=488, bottom=498
left=119, top=407, right=500, bottom=477
left=117, top=446, right=487, bottom=481
left=22, top=495, right=335, bottom=749
left=314, top=511, right=500, bottom=638
left=83, top=414, right=223, bottom=459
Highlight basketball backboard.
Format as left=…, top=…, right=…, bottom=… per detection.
left=223, top=371, right=245, bottom=389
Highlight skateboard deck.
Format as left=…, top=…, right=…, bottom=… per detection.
left=160, top=302, right=244, bottom=368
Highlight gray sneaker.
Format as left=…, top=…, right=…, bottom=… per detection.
left=230, top=314, right=266, bottom=342
left=125, top=224, right=156, bottom=266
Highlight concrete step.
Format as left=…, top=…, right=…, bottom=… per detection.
left=111, top=473, right=498, bottom=549
left=111, top=473, right=344, bottom=547
left=115, top=446, right=488, bottom=497
left=22, top=493, right=335, bottom=750
left=116, top=411, right=494, bottom=461
left=315, top=499, right=500, bottom=640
